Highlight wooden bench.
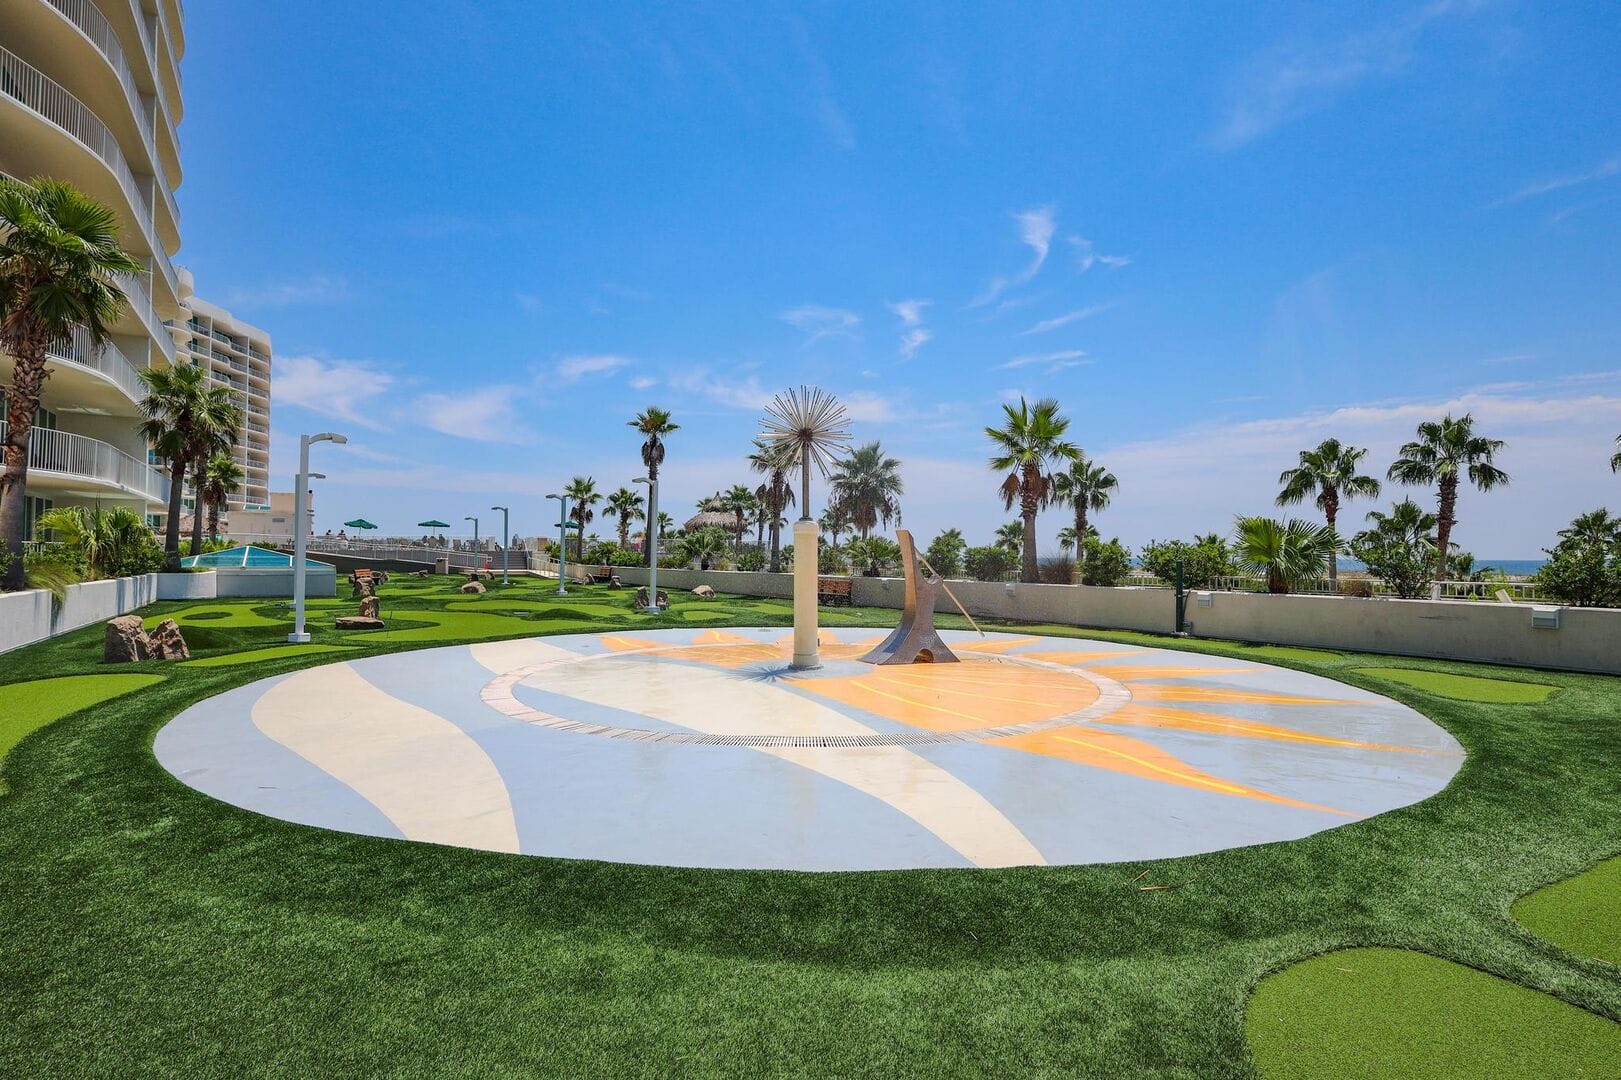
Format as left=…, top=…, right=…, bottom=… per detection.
left=817, top=576, right=854, bottom=606
left=589, top=564, right=616, bottom=584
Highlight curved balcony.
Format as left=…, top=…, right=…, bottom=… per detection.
left=0, top=42, right=179, bottom=302
left=42, top=324, right=146, bottom=406
left=38, top=0, right=183, bottom=193
left=0, top=422, right=168, bottom=505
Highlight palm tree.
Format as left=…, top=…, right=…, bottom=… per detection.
left=628, top=406, right=678, bottom=566
left=986, top=396, right=1078, bottom=583
left=1232, top=516, right=1338, bottom=594
left=1557, top=508, right=1621, bottom=549
left=1611, top=435, right=1620, bottom=473
left=137, top=364, right=242, bottom=568
left=828, top=440, right=904, bottom=540
left=604, top=486, right=645, bottom=549
left=186, top=414, right=241, bottom=556
left=1388, top=413, right=1509, bottom=581
left=818, top=504, right=850, bottom=546
left=716, top=483, right=756, bottom=554
left=564, top=476, right=600, bottom=560
left=0, top=178, right=138, bottom=590
left=1275, top=438, right=1381, bottom=587
left=201, top=454, right=245, bottom=542
left=1050, top=453, right=1117, bottom=570
left=995, top=520, right=1025, bottom=555
left=676, top=525, right=730, bottom=571
left=1057, top=526, right=1078, bottom=554
left=749, top=439, right=797, bottom=572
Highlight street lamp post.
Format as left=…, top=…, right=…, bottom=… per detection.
left=546, top=493, right=570, bottom=596
left=632, top=475, right=660, bottom=612
left=490, top=505, right=510, bottom=585
left=465, top=515, right=479, bottom=563
left=289, top=431, right=347, bottom=643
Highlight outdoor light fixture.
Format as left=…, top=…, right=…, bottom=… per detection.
left=289, top=432, right=347, bottom=643
left=490, top=505, right=510, bottom=585
left=465, top=515, right=479, bottom=554
left=546, top=493, right=570, bottom=596
left=633, top=475, right=660, bottom=612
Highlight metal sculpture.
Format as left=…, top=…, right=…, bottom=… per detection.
left=859, top=529, right=961, bottom=665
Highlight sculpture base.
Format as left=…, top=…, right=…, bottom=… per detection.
left=791, top=520, right=820, bottom=670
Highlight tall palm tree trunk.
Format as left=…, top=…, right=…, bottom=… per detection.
left=1020, top=466, right=1040, bottom=583
left=0, top=354, right=44, bottom=590
left=643, top=461, right=659, bottom=568
left=769, top=519, right=782, bottom=573
left=1323, top=489, right=1340, bottom=587
left=1434, top=475, right=1457, bottom=581
left=1075, top=506, right=1089, bottom=567
left=163, top=455, right=186, bottom=569
left=189, top=459, right=207, bottom=556
left=206, top=496, right=222, bottom=541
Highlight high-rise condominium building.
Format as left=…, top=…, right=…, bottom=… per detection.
left=0, top=0, right=184, bottom=538
left=171, top=268, right=272, bottom=512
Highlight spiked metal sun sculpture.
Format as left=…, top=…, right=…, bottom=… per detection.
left=759, top=386, right=851, bottom=520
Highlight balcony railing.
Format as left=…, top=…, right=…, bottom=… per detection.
left=0, top=43, right=178, bottom=300
left=42, top=323, right=147, bottom=402
left=0, top=422, right=167, bottom=503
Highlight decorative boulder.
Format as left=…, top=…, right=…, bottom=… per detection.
left=103, top=615, right=151, bottom=663
left=359, top=595, right=381, bottom=620
left=692, top=585, right=716, bottom=599
left=460, top=580, right=486, bottom=594
left=147, top=619, right=191, bottom=661
left=335, top=616, right=385, bottom=630
left=607, top=575, right=623, bottom=589
left=634, top=587, right=669, bottom=611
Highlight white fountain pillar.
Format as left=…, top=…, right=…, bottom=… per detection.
left=791, top=518, right=820, bottom=669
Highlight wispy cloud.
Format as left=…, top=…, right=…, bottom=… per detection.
left=899, top=328, right=933, bottom=360
left=1493, top=155, right=1621, bottom=207
left=888, top=299, right=931, bottom=327
left=971, top=206, right=1057, bottom=306
left=668, top=369, right=774, bottom=411
left=628, top=375, right=658, bottom=390
left=1066, top=236, right=1131, bottom=272
left=1211, top=2, right=1477, bottom=150
left=1021, top=301, right=1117, bottom=335
left=224, top=274, right=349, bottom=309
left=780, top=305, right=861, bottom=345
left=556, top=354, right=632, bottom=381
left=273, top=355, right=393, bottom=430
left=997, top=349, right=1090, bottom=372
left=415, top=386, right=530, bottom=444
left=1483, top=352, right=1539, bottom=365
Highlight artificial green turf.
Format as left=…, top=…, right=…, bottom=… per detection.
left=1514, top=856, right=1621, bottom=966
left=144, top=604, right=288, bottom=629
left=0, top=673, right=164, bottom=790
left=445, top=598, right=630, bottom=618
left=1229, top=644, right=1344, bottom=663
left=1246, top=947, right=1621, bottom=1078
left=181, top=644, right=357, bottom=668
left=1354, top=667, right=1559, bottom=703
left=0, top=575, right=1617, bottom=1075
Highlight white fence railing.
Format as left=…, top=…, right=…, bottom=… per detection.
left=42, top=324, right=147, bottom=402
left=298, top=537, right=530, bottom=571
left=0, top=422, right=167, bottom=503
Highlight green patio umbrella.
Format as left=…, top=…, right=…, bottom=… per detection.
left=418, top=519, right=451, bottom=543
left=343, top=519, right=377, bottom=530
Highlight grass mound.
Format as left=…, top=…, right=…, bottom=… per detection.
left=1246, top=947, right=1621, bottom=1079
left=1514, top=856, right=1621, bottom=966
left=0, top=673, right=164, bottom=790
left=182, top=644, right=357, bottom=669
left=1353, top=667, right=1558, bottom=703
left=145, top=604, right=288, bottom=629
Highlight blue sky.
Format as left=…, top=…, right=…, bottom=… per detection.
left=176, top=1, right=1620, bottom=556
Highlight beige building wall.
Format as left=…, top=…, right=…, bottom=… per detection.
left=0, top=0, right=186, bottom=534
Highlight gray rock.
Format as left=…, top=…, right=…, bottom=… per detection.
left=147, top=618, right=190, bottom=661
left=460, top=581, right=486, bottom=594
left=692, top=584, right=716, bottom=599
left=335, top=616, right=386, bottom=630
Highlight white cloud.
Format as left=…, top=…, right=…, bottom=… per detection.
left=628, top=375, right=658, bottom=390
left=415, top=386, right=529, bottom=444
left=1494, top=155, right=1621, bottom=206
left=888, top=299, right=931, bottom=327
left=971, top=206, right=1057, bottom=306
left=1066, top=236, right=1131, bottom=272
left=1483, top=353, right=1539, bottom=365
left=779, top=305, right=861, bottom=345
left=899, top=328, right=933, bottom=360
left=843, top=391, right=899, bottom=423
left=998, top=349, right=1090, bottom=372
left=556, top=354, right=632, bottom=381
left=515, top=292, right=544, bottom=313
left=1211, top=2, right=1478, bottom=150
left=667, top=369, right=774, bottom=411
left=272, top=355, right=394, bottom=430
left=1021, top=301, right=1117, bottom=335
left=224, top=274, right=349, bottom=308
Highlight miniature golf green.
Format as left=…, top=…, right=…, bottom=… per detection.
left=1514, top=856, right=1621, bottom=966
left=0, top=574, right=1615, bottom=1076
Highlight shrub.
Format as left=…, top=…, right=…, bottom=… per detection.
left=1139, top=536, right=1234, bottom=589
left=964, top=545, right=1012, bottom=582
left=846, top=536, right=901, bottom=577
left=735, top=549, right=765, bottom=572
left=1080, top=537, right=1132, bottom=586
left=1535, top=535, right=1621, bottom=607
left=1338, top=577, right=1375, bottom=599
left=1037, top=556, right=1076, bottom=585
left=817, top=544, right=849, bottom=574
left=924, top=529, right=966, bottom=579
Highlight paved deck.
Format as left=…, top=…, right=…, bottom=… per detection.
left=155, top=628, right=1463, bottom=870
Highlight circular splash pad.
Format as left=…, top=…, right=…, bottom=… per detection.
left=156, top=628, right=1463, bottom=870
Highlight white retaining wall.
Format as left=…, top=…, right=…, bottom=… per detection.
left=0, top=573, right=159, bottom=655
left=612, top=567, right=1621, bottom=675
left=157, top=571, right=217, bottom=601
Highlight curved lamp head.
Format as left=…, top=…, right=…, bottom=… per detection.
left=310, top=432, right=348, bottom=446
left=545, top=493, right=563, bottom=501
left=632, top=476, right=651, bottom=485
left=491, top=505, right=508, bottom=512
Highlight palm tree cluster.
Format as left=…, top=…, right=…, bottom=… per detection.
left=138, top=363, right=245, bottom=567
